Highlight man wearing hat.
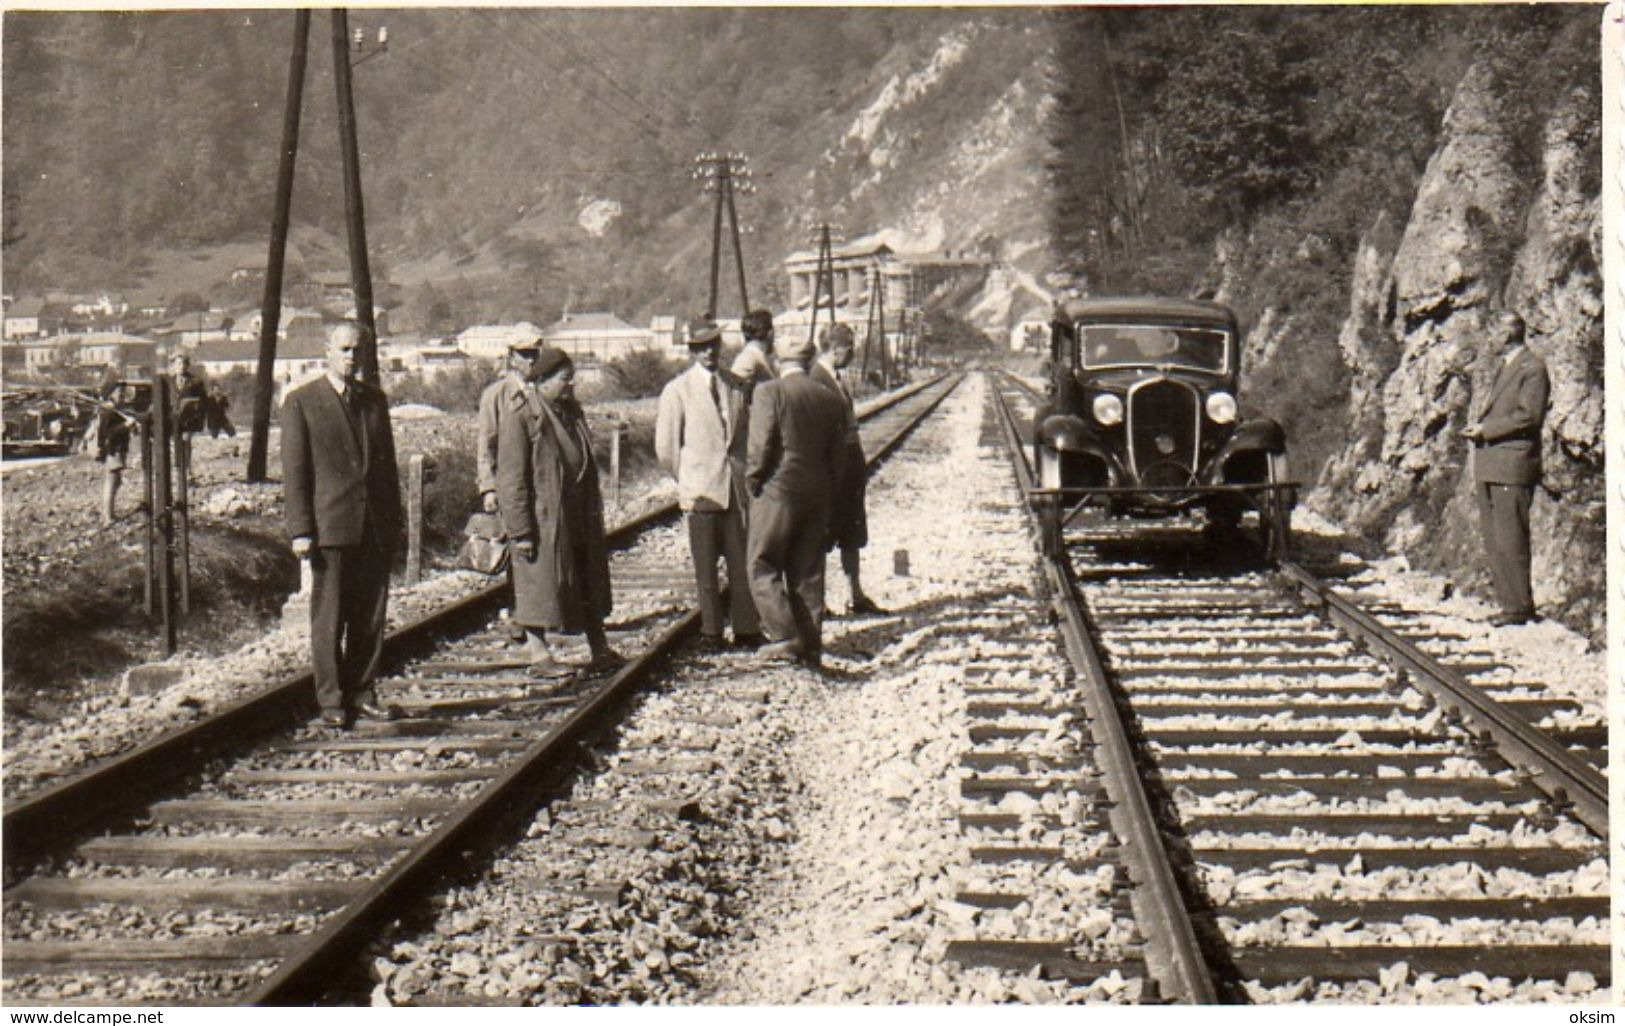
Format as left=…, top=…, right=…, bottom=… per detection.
left=745, top=330, right=852, bottom=667
left=812, top=322, right=884, bottom=616
left=656, top=319, right=763, bottom=650
left=477, top=326, right=545, bottom=514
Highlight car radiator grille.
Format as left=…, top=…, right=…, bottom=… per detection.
left=1128, top=379, right=1200, bottom=488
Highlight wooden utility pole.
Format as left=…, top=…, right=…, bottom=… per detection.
left=694, top=152, right=754, bottom=318
left=807, top=222, right=841, bottom=351
left=332, top=9, right=379, bottom=384
left=247, top=9, right=311, bottom=483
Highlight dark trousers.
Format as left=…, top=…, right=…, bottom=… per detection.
left=1476, top=481, right=1534, bottom=616
left=747, top=489, right=829, bottom=654
left=310, top=541, right=391, bottom=712
left=688, top=506, right=759, bottom=638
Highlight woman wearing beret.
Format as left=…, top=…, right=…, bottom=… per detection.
left=496, top=347, right=623, bottom=677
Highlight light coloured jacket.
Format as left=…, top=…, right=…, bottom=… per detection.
left=476, top=374, right=525, bottom=496
left=730, top=341, right=776, bottom=386
left=656, top=363, right=746, bottom=511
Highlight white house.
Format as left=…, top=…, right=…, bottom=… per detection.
left=543, top=312, right=651, bottom=363
left=3, top=297, right=46, bottom=340
left=455, top=322, right=542, bottom=362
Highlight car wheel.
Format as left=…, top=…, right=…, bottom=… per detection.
left=1261, top=451, right=1292, bottom=561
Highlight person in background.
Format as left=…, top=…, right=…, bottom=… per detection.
left=497, top=347, right=624, bottom=678
left=95, top=362, right=134, bottom=527
left=656, top=318, right=763, bottom=651
left=169, top=350, right=209, bottom=435
left=745, top=331, right=850, bottom=668
left=477, top=328, right=544, bottom=514
left=281, top=321, right=403, bottom=728
left=477, top=329, right=544, bottom=644
left=731, top=308, right=777, bottom=388
left=811, top=323, right=884, bottom=616
left=1462, top=310, right=1550, bottom=627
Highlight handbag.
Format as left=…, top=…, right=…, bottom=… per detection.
left=456, top=511, right=510, bottom=575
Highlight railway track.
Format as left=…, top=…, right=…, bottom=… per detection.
left=1, top=373, right=962, bottom=1006
left=988, top=371, right=1608, bottom=1003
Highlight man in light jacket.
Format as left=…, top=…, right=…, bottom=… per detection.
left=1463, top=310, right=1549, bottom=626
left=656, top=319, right=763, bottom=649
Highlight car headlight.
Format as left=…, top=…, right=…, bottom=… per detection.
left=1092, top=393, right=1123, bottom=427
left=1206, top=391, right=1237, bottom=424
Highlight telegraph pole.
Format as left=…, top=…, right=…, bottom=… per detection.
left=807, top=222, right=841, bottom=350
left=247, top=9, right=310, bottom=483
left=332, top=9, right=379, bottom=384
left=693, top=152, right=754, bottom=318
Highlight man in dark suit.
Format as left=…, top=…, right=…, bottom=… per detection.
left=282, top=321, right=403, bottom=726
left=811, top=322, right=883, bottom=616
left=745, top=331, right=851, bottom=667
left=1463, top=310, right=1549, bottom=627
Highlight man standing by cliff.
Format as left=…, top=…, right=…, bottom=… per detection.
left=745, top=332, right=850, bottom=667
left=282, top=321, right=403, bottom=727
left=1463, top=310, right=1549, bottom=627
left=656, top=319, right=763, bottom=650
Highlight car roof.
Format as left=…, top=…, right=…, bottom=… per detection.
left=1061, top=296, right=1238, bottom=329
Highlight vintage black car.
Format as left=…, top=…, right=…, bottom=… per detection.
left=1032, top=296, right=1294, bottom=557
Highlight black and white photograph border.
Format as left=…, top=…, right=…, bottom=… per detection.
left=0, top=0, right=1615, bottom=1012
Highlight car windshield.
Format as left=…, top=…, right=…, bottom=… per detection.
left=1079, top=325, right=1228, bottom=372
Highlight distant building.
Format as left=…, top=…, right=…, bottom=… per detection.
left=543, top=312, right=650, bottom=363
left=778, top=234, right=988, bottom=337
left=161, top=310, right=233, bottom=347
left=455, top=323, right=543, bottom=363
left=15, top=333, right=159, bottom=375
left=649, top=315, right=680, bottom=349
left=3, top=297, right=47, bottom=340
left=239, top=306, right=324, bottom=341
left=125, top=290, right=168, bottom=318
left=191, top=334, right=330, bottom=401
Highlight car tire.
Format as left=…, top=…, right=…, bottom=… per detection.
left=1261, top=451, right=1292, bottom=561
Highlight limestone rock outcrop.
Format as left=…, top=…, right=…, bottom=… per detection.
left=1310, top=66, right=1603, bottom=638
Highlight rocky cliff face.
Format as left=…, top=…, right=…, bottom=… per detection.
left=1311, top=65, right=1603, bottom=638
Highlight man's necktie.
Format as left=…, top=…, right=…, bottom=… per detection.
left=710, top=373, right=726, bottom=433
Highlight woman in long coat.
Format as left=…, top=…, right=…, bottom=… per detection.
left=496, top=348, right=622, bottom=677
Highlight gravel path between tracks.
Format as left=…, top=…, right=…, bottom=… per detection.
left=371, top=375, right=1123, bottom=1005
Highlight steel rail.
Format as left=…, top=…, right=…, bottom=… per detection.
left=1277, top=560, right=1607, bottom=839
left=246, top=371, right=962, bottom=1004
left=2, top=375, right=950, bottom=870
left=989, top=372, right=1218, bottom=1004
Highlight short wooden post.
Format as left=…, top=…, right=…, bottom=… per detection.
left=142, top=416, right=155, bottom=617
left=151, top=377, right=176, bottom=656
left=406, top=453, right=424, bottom=585
left=174, top=429, right=191, bottom=616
